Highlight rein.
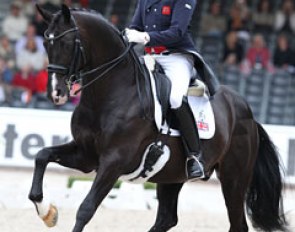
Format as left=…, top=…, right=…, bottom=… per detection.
left=74, top=42, right=132, bottom=95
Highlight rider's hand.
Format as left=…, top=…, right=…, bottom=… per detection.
left=125, top=29, right=150, bottom=45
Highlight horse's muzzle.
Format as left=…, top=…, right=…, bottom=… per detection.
left=51, top=90, right=68, bottom=105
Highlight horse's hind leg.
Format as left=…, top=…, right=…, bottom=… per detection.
left=28, top=141, right=96, bottom=226
left=218, top=133, right=257, bottom=232
left=220, top=172, right=249, bottom=232
left=148, top=183, right=183, bottom=232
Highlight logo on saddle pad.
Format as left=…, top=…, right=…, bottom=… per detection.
left=197, top=110, right=209, bottom=131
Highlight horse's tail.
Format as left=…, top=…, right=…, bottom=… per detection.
left=246, top=122, right=287, bottom=231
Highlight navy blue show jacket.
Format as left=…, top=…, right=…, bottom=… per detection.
left=130, top=0, right=197, bottom=52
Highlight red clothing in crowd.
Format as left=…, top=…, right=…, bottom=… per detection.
left=12, top=72, right=35, bottom=93
left=246, top=47, right=271, bottom=69
left=79, top=0, right=89, bottom=7
left=12, top=70, right=48, bottom=94
left=35, top=69, right=47, bottom=93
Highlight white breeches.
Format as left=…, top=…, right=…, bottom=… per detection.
left=152, top=53, right=194, bottom=109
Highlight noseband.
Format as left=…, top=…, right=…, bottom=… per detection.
left=44, top=14, right=132, bottom=94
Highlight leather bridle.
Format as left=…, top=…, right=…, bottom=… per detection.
left=44, top=14, right=132, bottom=95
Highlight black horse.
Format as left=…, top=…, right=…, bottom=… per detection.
left=29, top=4, right=287, bottom=232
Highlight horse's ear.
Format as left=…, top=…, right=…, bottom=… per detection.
left=36, top=4, right=52, bottom=24
left=61, top=4, right=71, bottom=24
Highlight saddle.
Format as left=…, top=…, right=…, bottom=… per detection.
left=142, top=55, right=210, bottom=124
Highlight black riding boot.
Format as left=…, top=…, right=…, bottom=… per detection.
left=174, top=96, right=205, bottom=180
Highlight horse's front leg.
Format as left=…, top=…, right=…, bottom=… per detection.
left=72, top=153, right=123, bottom=232
left=28, top=141, right=96, bottom=227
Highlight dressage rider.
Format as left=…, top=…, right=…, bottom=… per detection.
left=125, top=0, right=211, bottom=180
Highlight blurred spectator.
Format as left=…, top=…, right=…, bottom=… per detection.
left=110, top=14, right=123, bottom=31
left=64, top=0, right=82, bottom=8
left=64, top=0, right=73, bottom=7
left=21, top=0, right=35, bottom=19
left=2, top=1, right=29, bottom=43
left=15, top=24, right=45, bottom=55
left=12, top=59, right=48, bottom=104
left=79, top=0, right=89, bottom=8
left=222, top=31, right=244, bottom=66
left=11, top=68, right=34, bottom=103
left=12, top=67, right=34, bottom=91
left=32, top=9, right=48, bottom=37
left=0, top=35, right=16, bottom=70
left=0, top=58, right=13, bottom=84
left=233, top=0, right=251, bottom=20
left=244, top=34, right=272, bottom=71
left=252, top=0, right=274, bottom=33
left=227, top=3, right=250, bottom=41
left=274, top=0, right=295, bottom=34
left=0, top=58, right=13, bottom=104
left=200, top=0, right=226, bottom=37
left=16, top=38, right=46, bottom=72
left=273, top=34, right=295, bottom=69
left=34, top=60, right=48, bottom=94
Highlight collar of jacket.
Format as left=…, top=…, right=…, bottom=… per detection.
left=146, top=0, right=162, bottom=10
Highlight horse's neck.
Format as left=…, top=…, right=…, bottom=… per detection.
left=79, top=55, right=140, bottom=111
left=75, top=15, right=146, bottom=120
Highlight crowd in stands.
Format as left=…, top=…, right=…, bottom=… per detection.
left=0, top=0, right=86, bottom=108
left=0, top=0, right=295, bottom=118
left=200, top=0, right=295, bottom=75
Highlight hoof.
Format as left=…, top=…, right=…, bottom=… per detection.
left=42, top=204, right=58, bottom=227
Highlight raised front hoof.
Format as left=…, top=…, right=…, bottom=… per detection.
left=42, top=204, right=58, bottom=227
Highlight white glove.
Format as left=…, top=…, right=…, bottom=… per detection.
left=125, top=28, right=150, bottom=45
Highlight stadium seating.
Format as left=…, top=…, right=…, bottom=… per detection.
left=266, top=71, right=295, bottom=125
left=220, top=65, right=241, bottom=93
left=244, top=69, right=267, bottom=121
